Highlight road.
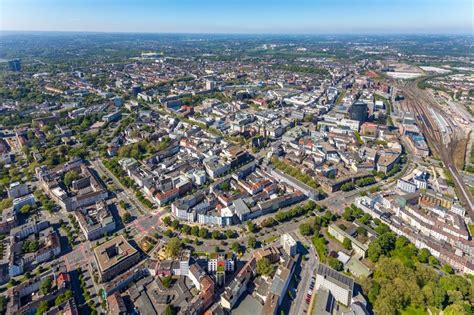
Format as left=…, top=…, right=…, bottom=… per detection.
left=91, top=158, right=147, bottom=216
left=290, top=233, right=317, bottom=315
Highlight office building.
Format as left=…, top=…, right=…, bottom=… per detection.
left=280, top=233, right=298, bottom=257
left=315, top=263, right=354, bottom=307
left=93, top=235, right=140, bottom=282
left=349, top=101, right=368, bottom=123
left=8, top=59, right=21, bottom=72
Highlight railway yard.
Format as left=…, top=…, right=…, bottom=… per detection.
left=398, top=79, right=474, bottom=215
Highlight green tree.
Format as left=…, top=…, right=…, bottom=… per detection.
left=122, top=212, right=131, bottom=223
left=171, top=219, right=180, bottom=230
left=342, top=237, right=352, bottom=250
left=164, top=304, right=176, bottom=315
left=418, top=248, right=431, bottom=263
left=328, top=257, right=343, bottom=271
left=19, top=204, right=32, bottom=215
left=63, top=170, right=80, bottom=186
left=0, top=296, right=7, bottom=313
left=39, top=277, right=53, bottom=295
left=162, top=216, right=171, bottom=226
left=231, top=241, right=241, bottom=254
left=0, top=198, right=13, bottom=211
left=191, top=226, right=200, bottom=237
left=256, top=258, right=275, bottom=276
left=22, top=240, right=40, bottom=253
left=36, top=300, right=50, bottom=315
left=444, top=303, right=470, bottom=315
left=166, top=238, right=182, bottom=258
left=199, top=228, right=209, bottom=239
left=211, top=230, right=220, bottom=239
left=248, top=237, right=257, bottom=249
left=299, top=223, right=313, bottom=236
left=160, top=275, right=173, bottom=288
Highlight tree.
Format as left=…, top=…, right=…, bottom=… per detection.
left=256, top=258, right=275, bottom=276
left=166, top=238, right=182, bottom=258
left=122, top=212, right=131, bottom=224
left=55, top=290, right=73, bottom=306
left=22, top=240, right=40, bottom=253
left=160, top=275, right=173, bottom=288
left=299, top=223, right=313, bottom=236
left=191, top=226, right=200, bottom=237
left=0, top=198, right=13, bottom=211
left=231, top=241, right=241, bottom=254
left=368, top=242, right=383, bottom=262
left=199, top=228, right=209, bottom=239
left=181, top=225, right=191, bottom=235
left=342, top=207, right=355, bottom=221
left=343, top=237, right=352, bottom=250
left=211, top=230, right=220, bottom=239
left=36, top=300, right=50, bottom=315
left=164, top=304, right=176, bottom=315
left=162, top=216, right=171, bottom=226
left=444, top=303, right=470, bottom=315
left=248, top=237, right=257, bottom=249
left=246, top=221, right=257, bottom=233
left=39, top=277, right=53, bottom=295
left=171, top=219, right=180, bottom=230
left=63, top=170, right=80, bottom=186
left=225, top=230, right=236, bottom=239
left=429, top=256, right=439, bottom=267
left=418, top=248, right=431, bottom=263
left=442, top=264, right=454, bottom=275
left=356, top=226, right=367, bottom=237
left=328, top=257, right=343, bottom=271
left=19, top=204, right=32, bottom=215
left=0, top=296, right=7, bottom=313
left=118, top=200, right=127, bottom=210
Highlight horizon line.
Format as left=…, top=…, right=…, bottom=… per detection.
left=1, top=29, right=473, bottom=37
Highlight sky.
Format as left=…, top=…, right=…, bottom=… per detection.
left=0, top=0, right=473, bottom=34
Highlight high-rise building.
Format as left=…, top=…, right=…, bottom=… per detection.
left=8, top=59, right=21, bottom=72
left=131, top=85, right=141, bottom=97
left=206, top=80, right=216, bottom=91
left=280, top=233, right=298, bottom=257
left=349, top=101, right=368, bottom=122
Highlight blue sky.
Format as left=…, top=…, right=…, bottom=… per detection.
left=1, top=0, right=472, bottom=34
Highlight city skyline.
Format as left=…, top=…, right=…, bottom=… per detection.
left=1, top=0, right=473, bottom=34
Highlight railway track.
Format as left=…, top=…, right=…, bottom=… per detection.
left=397, top=80, right=474, bottom=213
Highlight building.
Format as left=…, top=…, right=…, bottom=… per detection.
left=349, top=101, right=368, bottom=123
left=75, top=202, right=116, bottom=240
left=12, top=194, right=35, bottom=211
left=328, top=224, right=368, bottom=258
left=397, top=179, right=417, bottom=193
left=107, top=292, right=127, bottom=315
left=36, top=159, right=108, bottom=211
left=8, top=59, right=21, bottom=72
left=280, top=233, right=298, bottom=257
left=312, top=289, right=335, bottom=315
left=208, top=252, right=235, bottom=286
left=314, top=263, right=354, bottom=307
left=221, top=257, right=256, bottom=310
left=0, top=207, right=17, bottom=234
left=7, top=182, right=29, bottom=199
left=93, top=235, right=140, bottom=282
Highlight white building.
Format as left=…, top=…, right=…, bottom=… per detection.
left=397, top=179, right=417, bottom=193
left=280, top=233, right=298, bottom=257
left=315, top=263, right=354, bottom=307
